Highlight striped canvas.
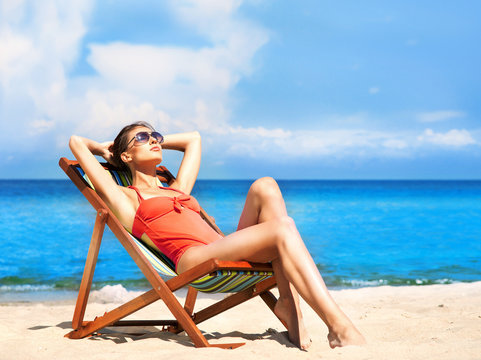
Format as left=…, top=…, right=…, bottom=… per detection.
left=76, top=164, right=274, bottom=293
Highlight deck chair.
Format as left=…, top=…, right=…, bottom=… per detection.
left=59, top=157, right=284, bottom=349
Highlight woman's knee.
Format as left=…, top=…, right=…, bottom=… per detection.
left=272, top=216, right=298, bottom=245
left=249, top=176, right=281, bottom=199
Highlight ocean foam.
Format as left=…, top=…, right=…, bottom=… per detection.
left=89, top=284, right=143, bottom=303
left=339, top=278, right=455, bottom=288
left=0, top=284, right=55, bottom=292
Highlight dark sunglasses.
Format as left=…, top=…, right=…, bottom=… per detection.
left=127, top=131, right=164, bottom=147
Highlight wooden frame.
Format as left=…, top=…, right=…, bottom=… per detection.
left=59, top=157, right=283, bottom=349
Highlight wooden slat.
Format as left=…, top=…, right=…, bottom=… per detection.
left=66, top=289, right=160, bottom=339
left=213, top=260, right=273, bottom=273
left=184, top=287, right=198, bottom=316
left=164, top=259, right=220, bottom=291
left=111, top=320, right=178, bottom=327
left=176, top=277, right=277, bottom=332
left=71, top=209, right=108, bottom=329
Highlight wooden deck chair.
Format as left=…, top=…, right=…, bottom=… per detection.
left=59, top=157, right=284, bottom=349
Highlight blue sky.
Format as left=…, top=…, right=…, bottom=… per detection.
left=1, top=0, right=480, bottom=179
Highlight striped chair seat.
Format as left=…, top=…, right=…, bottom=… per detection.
left=76, top=165, right=274, bottom=293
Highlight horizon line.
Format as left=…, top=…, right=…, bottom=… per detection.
left=2, top=178, right=481, bottom=182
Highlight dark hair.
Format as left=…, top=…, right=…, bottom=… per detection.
left=111, top=121, right=155, bottom=170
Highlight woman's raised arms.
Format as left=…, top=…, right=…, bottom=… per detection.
left=161, top=131, right=201, bottom=195
left=69, top=135, right=135, bottom=225
left=68, top=129, right=201, bottom=224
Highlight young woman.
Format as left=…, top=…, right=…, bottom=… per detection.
left=69, top=121, right=365, bottom=350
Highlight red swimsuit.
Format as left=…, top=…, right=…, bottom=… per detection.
left=129, top=186, right=222, bottom=269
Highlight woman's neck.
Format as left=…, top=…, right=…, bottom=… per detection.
left=131, top=168, right=159, bottom=189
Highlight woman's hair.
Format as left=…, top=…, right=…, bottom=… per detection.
left=111, top=121, right=155, bottom=170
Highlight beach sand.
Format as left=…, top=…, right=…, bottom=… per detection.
left=1, top=282, right=480, bottom=360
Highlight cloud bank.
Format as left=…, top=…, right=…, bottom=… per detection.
left=0, top=0, right=479, bottom=178
left=417, top=110, right=466, bottom=123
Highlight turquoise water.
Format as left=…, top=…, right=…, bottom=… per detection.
left=1, top=180, right=480, bottom=300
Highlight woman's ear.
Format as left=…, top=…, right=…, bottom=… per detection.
left=120, top=151, right=132, bottom=164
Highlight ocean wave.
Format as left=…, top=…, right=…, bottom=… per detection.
left=0, top=284, right=55, bottom=292
left=89, top=284, right=143, bottom=304
left=0, top=277, right=462, bottom=296
left=336, top=278, right=455, bottom=288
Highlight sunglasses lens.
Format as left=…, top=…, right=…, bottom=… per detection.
left=131, top=131, right=163, bottom=146
left=135, top=132, right=150, bottom=143
left=151, top=132, right=164, bottom=143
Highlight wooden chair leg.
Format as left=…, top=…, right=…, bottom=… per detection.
left=184, top=287, right=198, bottom=316
left=66, top=289, right=160, bottom=339
left=183, top=277, right=277, bottom=330
left=67, top=286, right=244, bottom=349
left=151, top=278, right=212, bottom=347
left=71, top=210, right=108, bottom=329
left=137, top=274, right=243, bottom=349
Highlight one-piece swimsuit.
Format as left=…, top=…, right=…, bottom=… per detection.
left=129, top=186, right=222, bottom=270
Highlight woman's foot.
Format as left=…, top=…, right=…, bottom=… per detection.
left=327, top=322, right=366, bottom=348
left=274, top=297, right=312, bottom=350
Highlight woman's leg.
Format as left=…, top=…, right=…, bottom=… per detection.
left=236, top=178, right=311, bottom=349
left=271, top=259, right=311, bottom=348
left=235, top=178, right=363, bottom=347
left=178, top=179, right=365, bottom=348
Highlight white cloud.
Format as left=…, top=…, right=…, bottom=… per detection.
left=209, top=124, right=480, bottom=161
left=216, top=127, right=414, bottom=159
left=79, top=0, right=268, bottom=136
left=417, top=128, right=476, bottom=147
left=382, top=139, right=408, bottom=149
left=0, top=0, right=93, bottom=150
left=417, top=110, right=466, bottom=123
left=168, top=0, right=268, bottom=55
left=0, top=0, right=268, bottom=154
left=369, top=87, right=380, bottom=94
left=0, top=28, right=34, bottom=88
left=88, top=44, right=237, bottom=92
left=28, top=119, right=55, bottom=135
left=78, top=91, right=173, bottom=139
left=229, top=125, right=291, bottom=139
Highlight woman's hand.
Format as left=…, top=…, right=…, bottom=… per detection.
left=69, top=135, right=135, bottom=225
left=99, top=141, right=114, bottom=164
left=162, top=131, right=202, bottom=194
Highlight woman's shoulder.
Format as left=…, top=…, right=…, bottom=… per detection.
left=105, top=186, right=139, bottom=226
left=118, top=186, right=142, bottom=205
left=167, top=180, right=191, bottom=195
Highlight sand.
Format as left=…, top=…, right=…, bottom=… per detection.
left=0, top=282, right=480, bottom=360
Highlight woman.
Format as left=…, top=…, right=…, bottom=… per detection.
left=69, top=121, right=365, bottom=350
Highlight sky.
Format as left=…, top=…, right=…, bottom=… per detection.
left=1, top=0, right=481, bottom=179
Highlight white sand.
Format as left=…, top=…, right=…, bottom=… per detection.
left=1, top=282, right=480, bottom=359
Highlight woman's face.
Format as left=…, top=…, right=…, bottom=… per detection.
left=122, top=126, right=163, bottom=166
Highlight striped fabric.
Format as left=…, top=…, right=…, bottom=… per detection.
left=132, top=235, right=273, bottom=293
left=76, top=164, right=274, bottom=293
left=191, top=270, right=273, bottom=293
left=132, top=236, right=177, bottom=277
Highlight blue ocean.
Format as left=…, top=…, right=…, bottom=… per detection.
left=1, top=179, right=480, bottom=301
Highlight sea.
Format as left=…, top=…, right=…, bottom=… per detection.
left=1, top=179, right=480, bottom=302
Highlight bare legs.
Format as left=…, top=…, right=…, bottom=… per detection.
left=177, top=177, right=365, bottom=349
left=235, top=177, right=311, bottom=349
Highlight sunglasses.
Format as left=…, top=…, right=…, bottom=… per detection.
left=127, top=131, right=164, bottom=147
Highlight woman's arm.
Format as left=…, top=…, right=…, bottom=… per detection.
left=162, top=131, right=201, bottom=194
left=69, top=135, right=134, bottom=221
